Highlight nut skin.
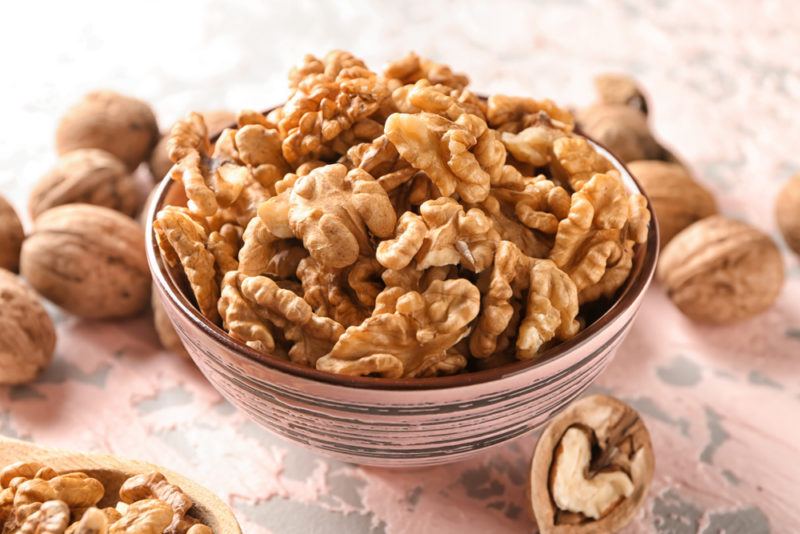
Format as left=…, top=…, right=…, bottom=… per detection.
left=776, top=174, right=800, bottom=255
left=0, top=270, right=56, bottom=385
left=56, top=90, right=159, bottom=171
left=29, top=149, right=141, bottom=220
left=20, top=204, right=150, bottom=319
left=530, top=395, right=655, bottom=534
left=0, top=195, right=24, bottom=272
left=627, top=160, right=717, bottom=248
left=658, top=215, right=784, bottom=324
left=576, top=104, right=662, bottom=163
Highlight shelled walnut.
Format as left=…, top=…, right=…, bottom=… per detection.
left=21, top=204, right=150, bottom=319
left=627, top=160, right=717, bottom=247
left=0, top=195, right=24, bottom=272
left=776, top=173, right=800, bottom=255
left=56, top=90, right=159, bottom=171
left=0, top=269, right=56, bottom=385
left=658, top=215, right=784, bottom=323
left=29, top=149, right=141, bottom=219
left=530, top=395, right=654, bottom=534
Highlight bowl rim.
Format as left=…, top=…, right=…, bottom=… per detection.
left=146, top=130, right=659, bottom=391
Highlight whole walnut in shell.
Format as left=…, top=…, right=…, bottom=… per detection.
left=152, top=286, right=188, bottom=357
left=29, top=149, right=140, bottom=219
left=21, top=204, right=150, bottom=319
left=593, top=73, right=649, bottom=115
left=56, top=90, right=159, bottom=171
left=0, top=195, right=24, bottom=272
left=776, top=173, right=800, bottom=255
left=627, top=160, right=717, bottom=247
left=0, top=269, right=56, bottom=384
left=577, top=104, right=662, bottom=163
left=658, top=215, right=784, bottom=323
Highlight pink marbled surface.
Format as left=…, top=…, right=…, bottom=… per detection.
left=1, top=1, right=800, bottom=532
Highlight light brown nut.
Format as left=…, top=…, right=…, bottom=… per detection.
left=237, top=217, right=277, bottom=276
left=218, top=271, right=277, bottom=355
left=0, top=195, right=25, bottom=273
left=56, top=90, right=159, bottom=171
left=486, top=94, right=574, bottom=134
left=0, top=273, right=55, bottom=385
left=658, top=215, right=784, bottom=323
left=297, top=257, right=371, bottom=328
left=383, top=52, right=469, bottom=90
left=576, top=104, right=662, bottom=163
left=20, top=204, right=150, bottom=319
left=207, top=223, right=241, bottom=278
left=384, top=111, right=502, bottom=203
left=48, top=473, right=104, bottom=509
left=109, top=499, right=173, bottom=534
left=776, top=173, right=800, bottom=255
left=153, top=206, right=219, bottom=321
left=376, top=212, right=426, bottom=270
left=119, top=472, right=192, bottom=532
left=390, top=79, right=481, bottom=121
left=287, top=164, right=396, bottom=268
left=67, top=506, right=108, bottom=534
left=149, top=110, right=236, bottom=182
left=316, top=279, right=480, bottom=378
left=1, top=462, right=47, bottom=488
left=151, top=287, right=188, bottom=357
left=29, top=149, right=140, bottom=220
left=500, top=113, right=568, bottom=168
left=18, top=499, right=70, bottom=534
left=14, top=479, right=58, bottom=507
left=239, top=274, right=344, bottom=366
left=186, top=525, right=212, bottom=534
left=593, top=73, right=649, bottom=114
left=627, top=160, right=717, bottom=247
left=530, top=395, right=654, bottom=534
left=550, top=136, right=614, bottom=192
left=491, top=167, right=570, bottom=235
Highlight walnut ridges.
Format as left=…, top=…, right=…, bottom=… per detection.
left=530, top=395, right=654, bottom=534
left=776, top=173, right=800, bottom=255
left=0, top=270, right=56, bottom=385
left=0, top=195, right=24, bottom=273
left=658, top=215, right=784, bottom=323
left=56, top=90, right=159, bottom=171
left=21, top=204, right=150, bottom=319
left=29, top=149, right=140, bottom=219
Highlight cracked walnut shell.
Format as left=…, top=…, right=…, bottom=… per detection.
left=658, top=215, right=784, bottom=323
left=0, top=270, right=56, bottom=385
left=56, top=90, right=159, bottom=171
left=776, top=173, right=800, bottom=255
left=0, top=195, right=24, bottom=273
left=21, top=204, right=150, bottom=319
left=530, top=395, right=654, bottom=534
left=29, top=149, right=140, bottom=220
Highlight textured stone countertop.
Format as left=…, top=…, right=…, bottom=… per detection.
left=1, top=1, right=799, bottom=532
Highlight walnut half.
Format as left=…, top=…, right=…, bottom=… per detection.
left=530, top=395, right=654, bottom=534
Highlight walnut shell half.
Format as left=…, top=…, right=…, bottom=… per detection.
left=627, top=160, right=717, bottom=248
left=20, top=204, right=150, bottom=319
left=29, top=149, right=141, bottom=219
left=56, top=90, right=159, bottom=171
left=530, top=395, right=654, bottom=534
left=776, top=173, right=800, bottom=255
left=658, top=215, right=784, bottom=323
left=0, top=195, right=24, bottom=272
left=0, top=269, right=56, bottom=384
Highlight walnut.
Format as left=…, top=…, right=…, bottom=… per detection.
left=20, top=204, right=150, bottom=319
left=152, top=288, right=189, bottom=357
left=550, top=173, right=650, bottom=303
left=29, top=149, right=140, bottom=219
left=108, top=499, right=173, bottom=534
left=383, top=52, right=469, bottom=90
left=576, top=104, right=662, bottom=163
left=550, top=135, right=614, bottom=191
left=56, top=90, right=159, bottom=171
left=67, top=506, right=108, bottom=533
left=658, top=215, right=784, bottom=323
left=486, top=94, right=574, bottom=134
left=477, top=194, right=551, bottom=259
left=530, top=395, right=654, bottom=534
left=296, top=256, right=371, bottom=327
left=627, top=160, right=717, bottom=247
left=149, top=110, right=236, bottom=181
left=384, top=111, right=503, bottom=202
left=0, top=195, right=24, bottom=273
left=218, top=271, right=278, bottom=355
left=18, top=499, right=70, bottom=534
left=499, top=113, right=568, bottom=167
left=776, top=173, right=800, bottom=255
left=490, top=167, right=570, bottom=235
left=593, top=73, right=649, bottom=114
left=316, top=279, right=480, bottom=377
left=119, top=472, right=193, bottom=533
left=390, top=79, right=485, bottom=121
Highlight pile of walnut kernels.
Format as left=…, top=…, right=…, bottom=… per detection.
left=0, top=461, right=211, bottom=533
left=153, top=50, right=652, bottom=378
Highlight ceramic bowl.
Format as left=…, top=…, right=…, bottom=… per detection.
left=146, top=140, right=658, bottom=467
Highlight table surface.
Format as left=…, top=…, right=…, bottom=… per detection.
left=1, top=1, right=799, bottom=532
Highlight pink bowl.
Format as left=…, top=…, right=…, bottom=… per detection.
left=146, top=141, right=659, bottom=467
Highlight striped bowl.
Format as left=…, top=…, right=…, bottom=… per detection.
left=146, top=141, right=659, bottom=467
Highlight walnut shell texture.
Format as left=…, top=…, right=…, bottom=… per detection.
left=0, top=269, right=56, bottom=384
left=776, top=173, right=800, bottom=255
left=658, top=215, right=784, bottom=323
left=577, top=104, right=662, bottom=163
left=56, top=90, right=159, bottom=171
left=29, top=149, right=141, bottom=219
left=0, top=195, right=24, bottom=272
left=21, top=204, right=150, bottom=319
left=627, top=160, right=717, bottom=247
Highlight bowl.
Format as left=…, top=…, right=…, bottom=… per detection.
left=146, top=139, right=659, bottom=467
